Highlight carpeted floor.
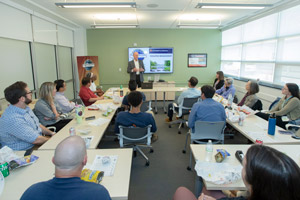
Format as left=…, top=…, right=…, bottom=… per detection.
left=98, top=102, right=249, bottom=200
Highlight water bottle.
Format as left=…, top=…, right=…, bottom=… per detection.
left=205, top=140, right=213, bottom=162
left=120, top=85, right=123, bottom=97
left=227, top=93, right=233, bottom=108
left=268, top=113, right=276, bottom=136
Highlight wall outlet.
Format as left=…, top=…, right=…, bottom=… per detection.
left=119, top=68, right=122, bottom=72
left=133, top=43, right=137, bottom=46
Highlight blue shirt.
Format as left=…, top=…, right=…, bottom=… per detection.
left=20, top=177, right=111, bottom=200
left=177, top=88, right=201, bottom=105
left=122, top=92, right=146, bottom=107
left=0, top=105, right=42, bottom=150
left=188, top=98, right=226, bottom=132
left=115, top=112, right=157, bottom=133
left=216, top=85, right=236, bottom=99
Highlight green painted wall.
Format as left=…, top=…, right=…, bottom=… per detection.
left=86, top=29, right=221, bottom=90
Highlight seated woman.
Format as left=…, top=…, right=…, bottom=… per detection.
left=213, top=71, right=225, bottom=90
left=173, top=145, right=300, bottom=200
left=238, top=80, right=259, bottom=108
left=54, top=79, right=75, bottom=113
left=216, top=77, right=236, bottom=99
left=86, top=72, right=104, bottom=97
left=256, top=83, right=300, bottom=129
left=34, top=82, right=72, bottom=132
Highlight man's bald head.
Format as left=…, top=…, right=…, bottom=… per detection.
left=53, top=136, right=86, bottom=170
left=133, top=52, right=139, bottom=61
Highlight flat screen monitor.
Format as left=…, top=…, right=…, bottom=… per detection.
left=128, top=47, right=173, bottom=74
left=188, top=53, right=207, bottom=68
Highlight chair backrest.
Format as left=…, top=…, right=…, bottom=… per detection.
left=251, top=99, right=263, bottom=111
left=191, top=121, right=226, bottom=144
left=179, top=97, right=200, bottom=116
left=269, top=97, right=281, bottom=110
left=140, top=101, right=151, bottom=112
left=118, top=125, right=152, bottom=147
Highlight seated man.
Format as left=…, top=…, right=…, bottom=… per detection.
left=216, top=77, right=236, bottom=99
left=54, top=79, right=75, bottom=113
left=79, top=77, right=104, bottom=106
left=165, top=77, right=201, bottom=122
left=115, top=91, right=157, bottom=141
left=21, top=136, right=111, bottom=200
left=122, top=80, right=146, bottom=110
left=188, top=85, right=226, bottom=132
left=0, top=82, right=54, bottom=151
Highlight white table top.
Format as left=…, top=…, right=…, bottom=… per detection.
left=191, top=144, right=300, bottom=190
left=39, top=99, right=120, bottom=150
left=1, top=148, right=133, bottom=200
left=214, top=95, right=300, bottom=144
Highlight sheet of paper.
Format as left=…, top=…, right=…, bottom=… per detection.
left=246, top=131, right=277, bottom=143
left=254, top=123, right=268, bottom=130
left=90, top=155, right=118, bottom=176
left=96, top=103, right=119, bottom=110
left=88, top=117, right=110, bottom=126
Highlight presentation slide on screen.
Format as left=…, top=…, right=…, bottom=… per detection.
left=188, top=54, right=207, bottom=67
left=128, top=48, right=173, bottom=74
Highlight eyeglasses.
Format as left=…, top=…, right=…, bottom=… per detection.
left=26, top=91, right=33, bottom=95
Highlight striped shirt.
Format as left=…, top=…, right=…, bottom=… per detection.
left=0, top=105, right=42, bottom=150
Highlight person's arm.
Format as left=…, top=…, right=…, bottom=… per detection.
left=32, top=135, right=49, bottom=145
left=40, top=124, right=55, bottom=136
left=57, top=96, right=75, bottom=112
left=149, top=115, right=157, bottom=132
left=270, top=98, right=299, bottom=116
left=188, top=104, right=198, bottom=129
left=177, top=91, right=186, bottom=105
left=269, top=98, right=283, bottom=112
left=139, top=60, right=145, bottom=72
left=216, top=87, right=223, bottom=95
left=89, top=96, right=104, bottom=102
left=35, top=101, right=56, bottom=119
left=127, top=61, right=137, bottom=73
left=50, top=103, right=60, bottom=119
left=244, top=95, right=258, bottom=108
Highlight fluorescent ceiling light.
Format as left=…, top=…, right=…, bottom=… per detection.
left=177, top=25, right=219, bottom=29
left=196, top=3, right=272, bottom=9
left=91, top=24, right=138, bottom=29
left=94, top=14, right=136, bottom=20
left=55, top=2, right=136, bottom=8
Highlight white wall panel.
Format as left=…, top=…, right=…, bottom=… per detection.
left=32, top=16, right=57, bottom=45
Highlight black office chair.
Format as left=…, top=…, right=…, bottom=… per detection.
left=168, top=97, right=200, bottom=134
left=251, top=99, right=263, bottom=111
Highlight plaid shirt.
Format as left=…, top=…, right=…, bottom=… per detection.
left=0, top=105, right=42, bottom=150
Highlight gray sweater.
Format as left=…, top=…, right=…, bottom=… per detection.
left=270, top=97, right=300, bottom=120
left=34, top=99, right=62, bottom=126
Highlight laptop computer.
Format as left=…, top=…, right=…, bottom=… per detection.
left=141, top=82, right=153, bottom=89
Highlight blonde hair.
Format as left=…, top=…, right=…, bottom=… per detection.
left=39, top=82, right=55, bottom=105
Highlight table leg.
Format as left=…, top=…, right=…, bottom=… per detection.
left=163, top=92, right=166, bottom=114
left=195, top=176, right=204, bottom=197
left=155, top=92, right=158, bottom=114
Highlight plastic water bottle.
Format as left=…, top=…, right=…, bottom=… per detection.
left=268, top=113, right=276, bottom=136
left=205, top=140, right=213, bottom=162
left=120, top=85, right=123, bottom=97
left=227, top=93, right=233, bottom=108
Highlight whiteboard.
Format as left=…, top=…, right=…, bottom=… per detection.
left=0, top=38, right=34, bottom=99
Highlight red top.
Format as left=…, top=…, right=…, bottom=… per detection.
left=79, top=86, right=97, bottom=106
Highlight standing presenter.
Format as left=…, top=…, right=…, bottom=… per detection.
left=127, top=52, right=145, bottom=88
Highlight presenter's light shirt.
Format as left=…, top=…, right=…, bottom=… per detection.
left=21, top=177, right=111, bottom=200
left=54, top=92, right=75, bottom=113
left=188, top=98, right=226, bottom=132
left=0, top=105, right=42, bottom=150
left=177, top=88, right=201, bottom=105
left=134, top=60, right=140, bottom=75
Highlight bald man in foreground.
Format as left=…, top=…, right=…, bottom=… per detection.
left=127, top=51, right=145, bottom=88
left=21, top=136, right=111, bottom=200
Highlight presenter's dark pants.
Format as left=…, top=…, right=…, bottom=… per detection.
left=255, top=112, right=288, bottom=130
left=167, top=103, right=179, bottom=121
left=136, top=75, right=142, bottom=88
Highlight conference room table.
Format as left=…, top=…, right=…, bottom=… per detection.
left=190, top=144, right=300, bottom=197
left=39, top=98, right=121, bottom=150
left=137, top=87, right=192, bottom=114
left=213, top=95, right=300, bottom=145
left=1, top=148, right=133, bottom=200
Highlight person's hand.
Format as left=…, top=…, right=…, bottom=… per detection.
left=133, top=68, right=138, bottom=72
left=98, top=95, right=104, bottom=100
left=139, top=68, right=144, bottom=72
left=44, top=117, right=51, bottom=121
left=198, top=193, right=216, bottom=200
